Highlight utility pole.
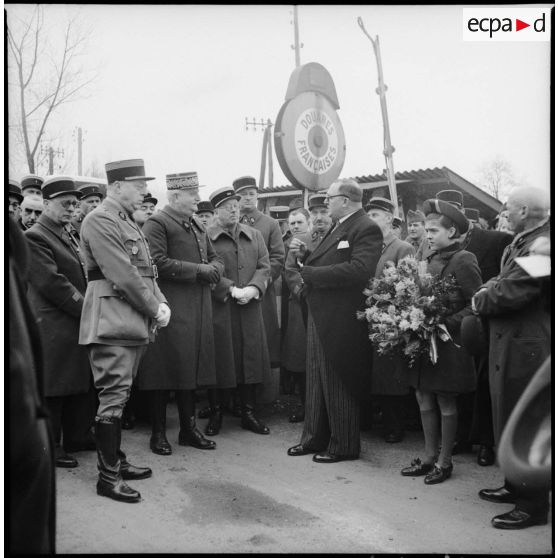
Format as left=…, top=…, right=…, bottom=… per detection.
left=291, top=6, right=303, bottom=68
left=77, top=127, right=83, bottom=175
left=40, top=144, right=64, bottom=175
left=245, top=117, right=274, bottom=189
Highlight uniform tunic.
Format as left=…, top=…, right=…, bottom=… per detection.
left=240, top=209, right=285, bottom=365
left=208, top=221, right=271, bottom=385
left=474, top=219, right=550, bottom=443
left=25, top=214, right=90, bottom=397
left=139, top=206, right=224, bottom=390
left=409, top=243, right=482, bottom=394
left=371, top=234, right=416, bottom=396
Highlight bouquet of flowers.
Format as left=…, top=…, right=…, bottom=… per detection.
left=357, top=255, right=458, bottom=366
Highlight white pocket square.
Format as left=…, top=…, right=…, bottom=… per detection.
left=337, top=240, right=350, bottom=249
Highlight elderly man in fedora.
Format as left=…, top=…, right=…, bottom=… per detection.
left=140, top=172, right=223, bottom=455
left=25, top=177, right=95, bottom=468
left=79, top=159, right=170, bottom=503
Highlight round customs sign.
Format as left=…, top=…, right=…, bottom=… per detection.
left=275, top=91, right=346, bottom=192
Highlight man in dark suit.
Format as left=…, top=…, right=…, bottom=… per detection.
left=25, top=177, right=96, bottom=468
left=287, top=178, right=382, bottom=463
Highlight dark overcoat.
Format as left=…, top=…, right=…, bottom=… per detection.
left=371, top=234, right=416, bottom=396
left=208, top=222, right=272, bottom=385
left=240, top=209, right=285, bottom=365
left=138, top=207, right=224, bottom=390
left=300, top=209, right=383, bottom=399
left=409, top=243, right=482, bottom=394
left=474, top=219, right=550, bottom=444
left=462, top=225, right=513, bottom=282
left=9, top=218, right=55, bottom=554
left=25, top=214, right=91, bottom=397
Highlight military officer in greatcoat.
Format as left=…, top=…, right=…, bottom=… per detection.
left=79, top=159, right=170, bottom=504
left=71, top=184, right=105, bottom=233
left=8, top=179, right=24, bottom=221
left=25, top=177, right=96, bottom=468
left=235, top=176, right=285, bottom=397
left=435, top=190, right=512, bottom=466
left=206, top=186, right=272, bottom=436
left=365, top=197, right=416, bottom=443
left=21, top=174, right=44, bottom=198
left=140, top=171, right=224, bottom=455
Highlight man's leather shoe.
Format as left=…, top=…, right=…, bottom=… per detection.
left=491, top=507, right=548, bottom=530
left=479, top=486, right=516, bottom=504
left=120, top=461, right=152, bottom=481
left=401, top=458, right=434, bottom=476
left=424, top=463, right=453, bottom=484
left=477, top=445, right=495, bottom=466
left=241, top=406, right=270, bottom=435
left=312, top=452, right=358, bottom=464
left=56, top=453, right=78, bottom=468
left=150, top=433, right=172, bottom=455
left=288, top=406, right=305, bottom=423
left=451, top=440, right=473, bottom=455
left=97, top=479, right=141, bottom=503
left=384, top=431, right=404, bottom=443
left=287, top=444, right=314, bottom=456
left=179, top=429, right=216, bottom=449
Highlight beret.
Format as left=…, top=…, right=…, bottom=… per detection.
left=436, top=189, right=463, bottom=209
left=422, top=198, right=470, bottom=234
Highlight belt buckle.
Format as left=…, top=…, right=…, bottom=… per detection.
left=153, top=264, right=158, bottom=279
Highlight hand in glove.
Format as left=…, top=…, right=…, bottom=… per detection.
left=235, top=285, right=259, bottom=305
left=197, top=263, right=220, bottom=284
left=155, top=303, right=171, bottom=328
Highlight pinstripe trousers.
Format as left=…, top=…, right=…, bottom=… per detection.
left=299, top=311, right=361, bottom=457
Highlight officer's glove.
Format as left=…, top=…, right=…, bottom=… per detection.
left=155, top=303, right=171, bottom=328
left=197, top=263, right=220, bottom=284
left=235, top=285, right=260, bottom=305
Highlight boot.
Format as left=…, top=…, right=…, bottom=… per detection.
left=116, top=420, right=152, bottom=480
left=241, top=404, right=270, bottom=435
left=95, top=417, right=141, bottom=503
left=149, top=390, right=172, bottom=455
left=205, top=405, right=223, bottom=436
left=176, top=390, right=216, bottom=449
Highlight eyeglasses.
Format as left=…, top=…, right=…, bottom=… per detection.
left=56, top=200, right=79, bottom=209
left=325, top=194, right=348, bottom=202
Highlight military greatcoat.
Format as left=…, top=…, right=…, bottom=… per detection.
left=25, top=214, right=90, bottom=397
left=79, top=197, right=166, bottom=347
left=240, top=209, right=285, bottom=365
left=474, top=219, right=550, bottom=444
left=371, top=233, right=416, bottom=396
left=139, top=206, right=224, bottom=390
left=208, top=221, right=271, bottom=385
left=409, top=243, right=482, bottom=394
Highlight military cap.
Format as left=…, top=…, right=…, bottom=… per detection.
left=407, top=209, right=426, bottom=224
left=422, top=198, right=470, bottom=234
left=166, top=171, right=203, bottom=190
left=41, top=176, right=83, bottom=200
left=105, top=159, right=155, bottom=183
left=78, top=183, right=105, bottom=200
left=464, top=207, right=480, bottom=223
left=232, top=175, right=258, bottom=194
left=9, top=180, right=24, bottom=203
left=308, top=192, right=327, bottom=210
left=365, top=197, right=395, bottom=214
left=288, top=197, right=303, bottom=213
left=269, top=205, right=290, bottom=221
left=392, top=216, right=403, bottom=229
left=196, top=200, right=215, bottom=214
left=143, top=192, right=158, bottom=205
left=436, top=189, right=463, bottom=209
left=21, top=174, right=44, bottom=192
left=210, top=187, right=240, bottom=209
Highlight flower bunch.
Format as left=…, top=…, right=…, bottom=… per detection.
left=357, top=256, right=458, bottom=366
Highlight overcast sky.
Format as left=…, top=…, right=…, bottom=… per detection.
left=7, top=4, right=552, bottom=202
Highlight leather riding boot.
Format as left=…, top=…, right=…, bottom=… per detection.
left=205, top=405, right=223, bottom=436
left=176, top=390, right=216, bottom=449
left=95, top=417, right=141, bottom=503
left=149, top=390, right=172, bottom=455
left=116, top=420, right=152, bottom=480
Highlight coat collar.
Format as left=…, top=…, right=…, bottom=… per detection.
left=239, top=208, right=262, bottom=226
left=102, top=196, right=134, bottom=222
left=208, top=221, right=254, bottom=243
left=161, top=205, right=205, bottom=233
left=510, top=217, right=550, bottom=250
left=37, top=213, right=65, bottom=236
left=428, top=241, right=462, bottom=262
left=382, top=231, right=397, bottom=251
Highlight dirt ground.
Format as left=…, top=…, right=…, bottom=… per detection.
left=56, top=397, right=552, bottom=554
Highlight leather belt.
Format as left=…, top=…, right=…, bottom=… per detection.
left=87, top=265, right=158, bottom=281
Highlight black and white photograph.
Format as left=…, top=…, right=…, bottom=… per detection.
left=6, top=3, right=552, bottom=554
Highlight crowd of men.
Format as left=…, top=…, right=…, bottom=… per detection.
left=9, top=161, right=550, bottom=553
